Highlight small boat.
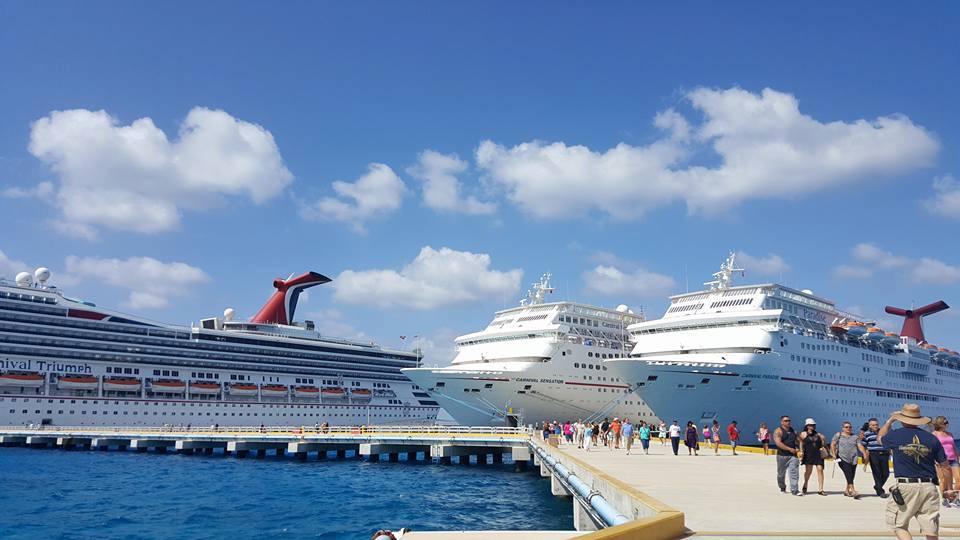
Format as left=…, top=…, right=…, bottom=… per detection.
left=57, top=376, right=98, bottom=390
left=261, top=384, right=288, bottom=397
left=103, top=377, right=141, bottom=392
left=227, top=383, right=259, bottom=396
left=351, top=388, right=372, bottom=401
left=863, top=327, right=885, bottom=341
left=151, top=379, right=186, bottom=393
left=321, top=387, right=347, bottom=400
left=882, top=332, right=901, bottom=346
left=294, top=385, right=320, bottom=398
left=0, top=372, right=44, bottom=387
left=844, top=322, right=867, bottom=337
left=189, top=381, right=221, bottom=395
left=829, top=323, right=848, bottom=335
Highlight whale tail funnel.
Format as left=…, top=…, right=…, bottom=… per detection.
left=250, top=272, right=331, bottom=325
left=884, top=301, right=949, bottom=343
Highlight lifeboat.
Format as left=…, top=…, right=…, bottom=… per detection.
left=57, top=375, right=98, bottom=390
left=863, top=327, right=885, bottom=342
left=321, top=387, right=347, bottom=400
left=227, top=383, right=259, bottom=396
left=936, top=347, right=952, bottom=361
left=882, top=332, right=901, bottom=346
left=351, top=388, right=373, bottom=401
left=0, top=372, right=44, bottom=387
left=151, top=379, right=186, bottom=393
left=189, top=381, right=221, bottom=395
left=103, top=377, right=141, bottom=392
left=829, top=323, right=848, bottom=336
left=294, top=385, right=320, bottom=398
left=844, top=322, right=867, bottom=337
left=261, top=384, right=288, bottom=397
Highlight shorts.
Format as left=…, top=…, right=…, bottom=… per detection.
left=730, top=440, right=738, bottom=447
left=886, top=482, right=939, bottom=535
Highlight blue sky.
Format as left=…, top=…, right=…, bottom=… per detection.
left=1, top=2, right=959, bottom=362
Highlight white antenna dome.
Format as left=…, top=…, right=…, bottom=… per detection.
left=223, top=308, right=235, bottom=321
left=34, top=267, right=51, bottom=284
left=616, top=304, right=629, bottom=313
left=801, top=289, right=813, bottom=295
left=627, top=309, right=635, bottom=315
left=15, top=272, right=32, bottom=287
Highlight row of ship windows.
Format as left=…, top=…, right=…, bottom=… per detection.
left=559, top=315, right=601, bottom=327
left=573, top=362, right=609, bottom=371
left=9, top=410, right=419, bottom=418
left=790, top=355, right=842, bottom=367
left=709, top=298, right=753, bottom=309
left=0, top=397, right=417, bottom=409
left=801, top=342, right=849, bottom=354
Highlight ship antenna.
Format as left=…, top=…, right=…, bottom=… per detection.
left=704, top=251, right=745, bottom=291
left=520, top=273, right=555, bottom=306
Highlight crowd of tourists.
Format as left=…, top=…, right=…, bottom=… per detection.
left=538, top=417, right=748, bottom=456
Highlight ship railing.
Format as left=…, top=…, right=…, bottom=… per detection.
left=2, top=424, right=534, bottom=436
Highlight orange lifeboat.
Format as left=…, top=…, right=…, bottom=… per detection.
left=844, top=322, right=867, bottom=337
left=294, top=385, right=320, bottom=398
left=103, top=377, right=141, bottom=392
left=321, top=387, right=347, bottom=400
left=227, top=383, right=259, bottom=396
left=882, top=332, right=901, bottom=346
left=0, top=372, right=44, bottom=387
left=151, top=379, right=186, bottom=393
left=351, top=388, right=373, bottom=401
left=261, top=384, right=288, bottom=397
left=189, top=381, right=221, bottom=395
left=57, top=375, right=98, bottom=390
left=864, top=327, right=885, bottom=341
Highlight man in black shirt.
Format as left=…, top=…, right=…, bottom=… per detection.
left=773, top=415, right=800, bottom=495
left=879, top=404, right=947, bottom=540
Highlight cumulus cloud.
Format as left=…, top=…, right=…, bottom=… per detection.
left=476, top=87, right=938, bottom=220
left=332, top=246, right=522, bottom=309
left=736, top=251, right=790, bottom=276
left=64, top=255, right=210, bottom=309
left=583, top=265, right=676, bottom=299
left=834, top=243, right=960, bottom=285
left=0, top=249, right=29, bottom=279
left=2, top=181, right=54, bottom=199
left=407, top=150, right=496, bottom=215
left=28, top=107, right=292, bottom=236
left=924, top=174, right=960, bottom=219
left=298, top=163, right=406, bottom=232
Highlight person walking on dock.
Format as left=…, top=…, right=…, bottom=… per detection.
left=638, top=421, right=651, bottom=455
left=610, top=418, right=621, bottom=450
left=622, top=418, right=634, bottom=454
left=931, top=416, right=959, bottom=508
left=832, top=421, right=862, bottom=499
left=658, top=421, right=667, bottom=446
left=583, top=422, right=594, bottom=452
left=799, top=418, right=827, bottom=496
left=879, top=403, right=947, bottom=540
left=669, top=420, right=681, bottom=455
left=758, top=423, right=771, bottom=455
left=710, top=421, right=720, bottom=455
left=774, top=415, right=800, bottom=495
left=728, top=420, right=741, bottom=455
left=685, top=421, right=699, bottom=456
left=861, top=418, right=890, bottom=498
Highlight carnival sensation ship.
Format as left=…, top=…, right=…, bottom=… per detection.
left=403, top=274, right=659, bottom=427
left=607, top=253, right=960, bottom=434
left=0, top=268, right=438, bottom=427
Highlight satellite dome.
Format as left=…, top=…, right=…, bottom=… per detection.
left=223, top=308, right=235, bottom=321
left=801, top=289, right=813, bottom=295
left=34, top=267, right=51, bottom=284
left=15, top=272, right=32, bottom=287
left=616, top=304, right=629, bottom=313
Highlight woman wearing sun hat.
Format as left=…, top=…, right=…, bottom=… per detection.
left=798, top=418, right=827, bottom=496
left=879, top=404, right=949, bottom=540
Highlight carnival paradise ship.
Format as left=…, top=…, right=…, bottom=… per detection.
left=403, top=275, right=659, bottom=426
left=0, top=268, right=438, bottom=427
left=607, top=253, right=960, bottom=434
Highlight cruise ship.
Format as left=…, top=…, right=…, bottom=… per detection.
left=607, top=253, right=960, bottom=435
left=402, top=275, right=658, bottom=427
left=0, top=268, right=439, bottom=427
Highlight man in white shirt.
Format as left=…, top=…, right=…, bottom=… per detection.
left=669, top=420, right=682, bottom=455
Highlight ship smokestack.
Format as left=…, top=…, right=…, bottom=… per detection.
left=884, top=300, right=949, bottom=343
left=250, top=271, right=331, bottom=325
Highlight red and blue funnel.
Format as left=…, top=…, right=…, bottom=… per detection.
left=251, top=271, right=331, bottom=325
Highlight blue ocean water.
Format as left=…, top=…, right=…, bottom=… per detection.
left=0, top=448, right=572, bottom=539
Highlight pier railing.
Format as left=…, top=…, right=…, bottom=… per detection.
left=0, top=424, right=532, bottom=436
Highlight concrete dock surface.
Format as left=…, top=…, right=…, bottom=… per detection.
left=548, top=440, right=960, bottom=537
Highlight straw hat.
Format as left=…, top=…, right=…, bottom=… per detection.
left=891, top=403, right=931, bottom=426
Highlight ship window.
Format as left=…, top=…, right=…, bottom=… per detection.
left=742, top=380, right=751, bottom=386
left=574, top=363, right=579, bottom=368
left=436, top=382, right=445, bottom=387
left=647, top=376, right=657, bottom=381
left=700, top=378, right=710, bottom=384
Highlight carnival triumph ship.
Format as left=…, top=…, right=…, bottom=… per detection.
left=607, top=253, right=960, bottom=435
left=0, top=268, right=439, bottom=427
left=402, top=274, right=659, bottom=427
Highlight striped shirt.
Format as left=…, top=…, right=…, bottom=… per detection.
left=862, top=429, right=884, bottom=452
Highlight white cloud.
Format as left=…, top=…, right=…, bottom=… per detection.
left=834, top=244, right=960, bottom=285
left=0, top=249, right=29, bottom=279
left=64, top=255, right=210, bottom=309
left=583, top=265, right=676, bottom=299
left=2, top=181, right=54, bottom=199
left=407, top=150, right=496, bottom=215
left=924, top=174, right=960, bottom=219
left=332, top=246, right=522, bottom=310
left=735, top=251, right=790, bottom=276
left=298, top=163, right=406, bottom=232
left=476, top=87, right=938, bottom=220
left=913, top=258, right=960, bottom=285
left=29, top=107, right=292, bottom=236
